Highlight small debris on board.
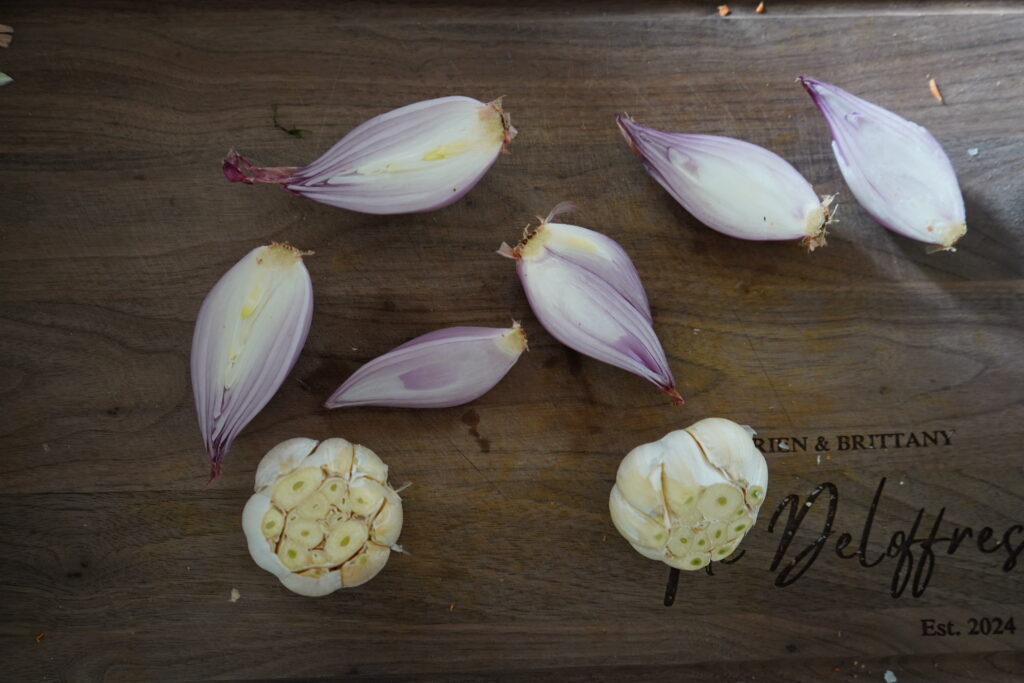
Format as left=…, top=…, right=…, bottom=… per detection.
left=884, top=671, right=898, bottom=683
left=230, top=587, right=241, bottom=602
left=967, top=147, right=979, bottom=157
left=756, top=1, right=766, bottom=12
left=718, top=4, right=731, bottom=16
left=0, top=24, right=12, bottom=49
left=448, top=602, right=456, bottom=611
left=35, top=632, right=45, bottom=643
left=927, top=77, right=944, bottom=104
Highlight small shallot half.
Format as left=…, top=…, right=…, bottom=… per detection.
left=499, top=204, right=682, bottom=405
left=325, top=324, right=527, bottom=409
left=799, top=76, right=966, bottom=251
left=224, top=96, right=516, bottom=215
left=191, top=244, right=313, bottom=482
left=616, top=114, right=833, bottom=250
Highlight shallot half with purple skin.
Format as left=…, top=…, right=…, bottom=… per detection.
left=191, top=243, right=313, bottom=483
left=799, top=76, right=967, bottom=251
left=616, top=114, right=833, bottom=250
left=325, top=324, right=528, bottom=409
left=224, top=96, right=516, bottom=215
left=499, top=204, right=682, bottom=405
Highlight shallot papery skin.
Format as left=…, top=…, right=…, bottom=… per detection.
left=191, top=244, right=313, bottom=482
left=616, top=114, right=832, bottom=250
left=324, top=324, right=528, bottom=409
left=499, top=204, right=682, bottom=405
left=799, top=76, right=966, bottom=250
left=223, top=96, right=516, bottom=215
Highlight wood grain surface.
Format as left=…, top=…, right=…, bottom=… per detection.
left=1, top=1, right=1023, bottom=681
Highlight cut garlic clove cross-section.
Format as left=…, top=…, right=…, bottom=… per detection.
left=608, top=417, right=768, bottom=572
left=242, top=437, right=404, bottom=596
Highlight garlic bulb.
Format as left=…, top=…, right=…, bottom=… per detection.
left=609, top=418, right=768, bottom=571
left=242, top=437, right=403, bottom=596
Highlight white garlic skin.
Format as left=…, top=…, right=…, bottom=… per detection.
left=609, top=418, right=767, bottom=571
left=242, top=437, right=403, bottom=596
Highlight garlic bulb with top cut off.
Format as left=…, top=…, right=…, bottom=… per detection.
left=609, top=418, right=768, bottom=570
left=242, top=437, right=403, bottom=596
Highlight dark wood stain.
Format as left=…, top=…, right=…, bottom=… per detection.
left=1, top=2, right=1023, bottom=682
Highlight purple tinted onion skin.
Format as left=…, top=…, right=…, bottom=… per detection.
left=191, top=245, right=313, bottom=484
left=324, top=325, right=527, bottom=409
left=500, top=209, right=682, bottom=405
left=223, top=96, right=516, bottom=215
left=616, top=114, right=829, bottom=250
left=798, top=76, right=966, bottom=250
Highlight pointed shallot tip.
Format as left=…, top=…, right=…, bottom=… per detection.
left=664, top=387, right=685, bottom=406
left=616, top=114, right=643, bottom=156
left=801, top=231, right=828, bottom=253
left=204, top=460, right=223, bottom=489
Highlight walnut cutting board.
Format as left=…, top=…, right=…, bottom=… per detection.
left=1, top=1, right=1022, bottom=681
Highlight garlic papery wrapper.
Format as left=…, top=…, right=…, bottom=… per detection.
left=242, top=437, right=403, bottom=596
left=191, top=244, right=313, bottom=482
left=616, top=114, right=832, bottom=251
left=223, top=96, right=516, bottom=215
left=609, top=418, right=768, bottom=571
left=798, top=76, right=966, bottom=251
left=324, top=324, right=528, bottom=409
left=499, top=204, right=682, bottom=405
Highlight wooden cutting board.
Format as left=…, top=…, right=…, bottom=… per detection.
left=1, top=2, right=1022, bottom=681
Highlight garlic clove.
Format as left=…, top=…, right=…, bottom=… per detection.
left=242, top=438, right=404, bottom=595
left=685, top=418, right=768, bottom=496
left=293, top=491, right=330, bottom=520
left=285, top=518, right=325, bottom=549
left=271, top=467, right=326, bottom=511
left=324, top=519, right=369, bottom=565
left=260, top=506, right=285, bottom=543
left=349, top=478, right=387, bottom=518
left=341, top=543, right=391, bottom=588
left=609, top=418, right=769, bottom=571
left=353, top=444, right=388, bottom=482
left=696, top=483, right=745, bottom=521
left=609, top=487, right=668, bottom=550
left=799, top=76, right=966, bottom=251
left=319, top=478, right=349, bottom=507
left=254, top=437, right=320, bottom=493
left=371, top=490, right=404, bottom=547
